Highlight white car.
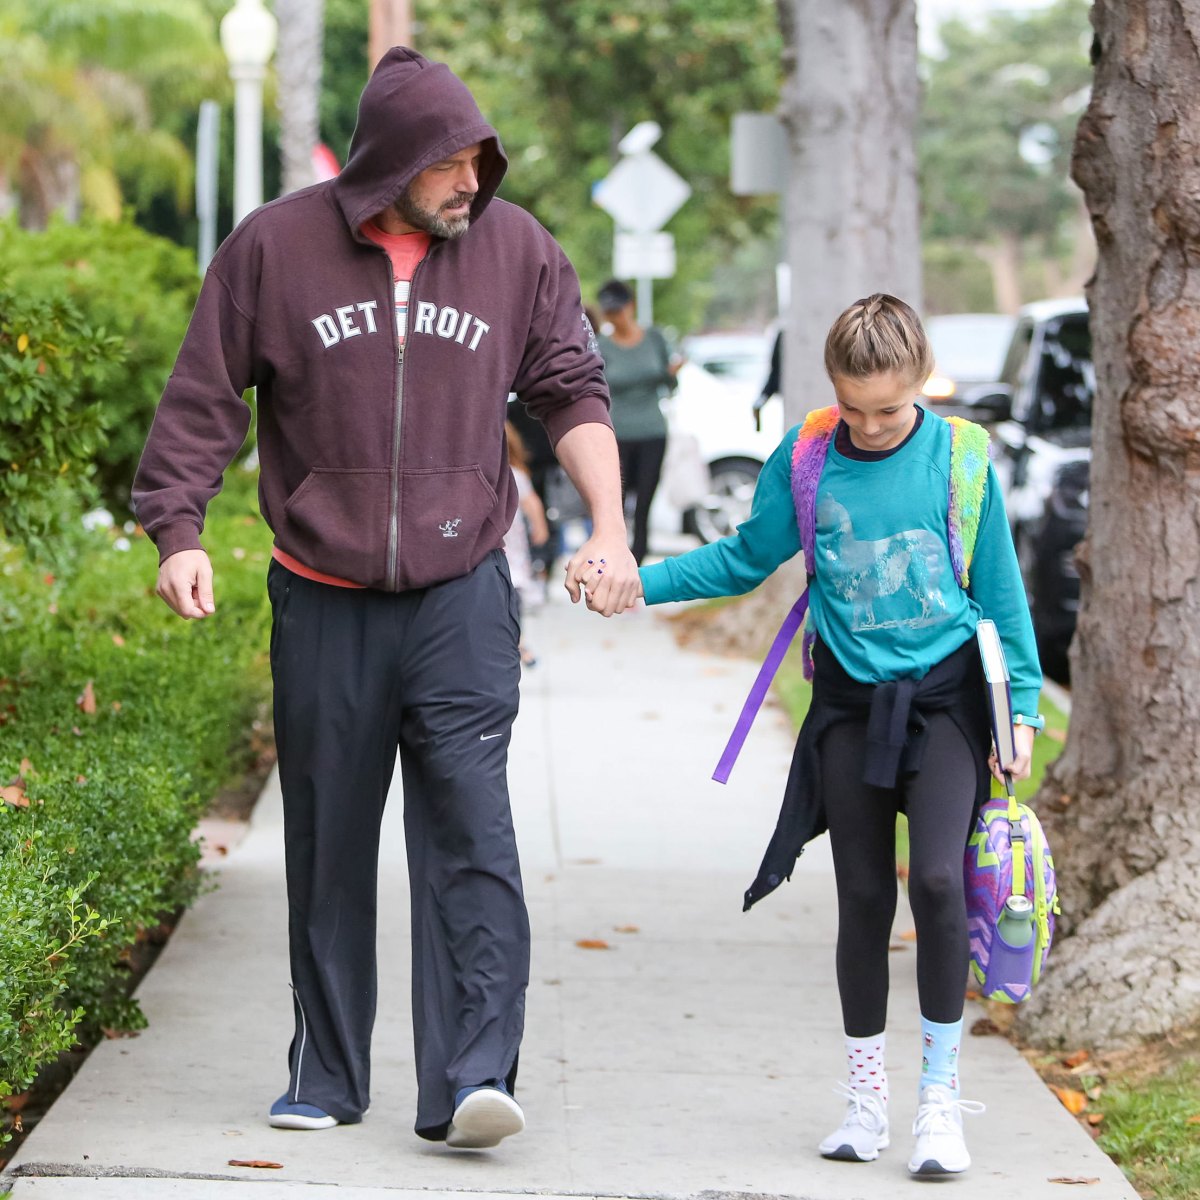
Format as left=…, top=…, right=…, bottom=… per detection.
left=652, top=333, right=784, bottom=544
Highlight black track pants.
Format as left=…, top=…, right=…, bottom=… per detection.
left=617, top=435, right=667, bottom=565
left=820, top=711, right=978, bottom=1035
left=267, top=551, right=528, bottom=1136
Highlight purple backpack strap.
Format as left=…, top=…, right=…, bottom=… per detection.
left=713, top=591, right=810, bottom=784
left=712, top=408, right=838, bottom=784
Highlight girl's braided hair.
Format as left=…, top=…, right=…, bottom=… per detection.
left=823, top=293, right=934, bottom=385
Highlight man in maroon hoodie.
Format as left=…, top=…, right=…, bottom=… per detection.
left=133, top=48, right=637, bottom=1148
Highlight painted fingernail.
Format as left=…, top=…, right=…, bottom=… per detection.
left=587, top=559, right=594, bottom=565
left=597, top=568, right=604, bottom=575
left=600, top=558, right=606, bottom=563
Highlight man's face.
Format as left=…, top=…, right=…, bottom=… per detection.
left=391, top=143, right=483, bottom=239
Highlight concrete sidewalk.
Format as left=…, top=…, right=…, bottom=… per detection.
left=5, top=588, right=1136, bottom=1199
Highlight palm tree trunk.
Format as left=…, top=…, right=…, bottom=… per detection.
left=275, top=0, right=325, bottom=196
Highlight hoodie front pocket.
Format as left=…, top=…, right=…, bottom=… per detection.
left=399, top=465, right=499, bottom=588
left=279, top=468, right=391, bottom=586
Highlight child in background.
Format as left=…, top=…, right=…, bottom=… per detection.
left=586, top=295, right=1043, bottom=1176
left=504, top=421, right=550, bottom=667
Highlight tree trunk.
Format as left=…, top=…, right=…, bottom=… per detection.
left=369, top=0, right=413, bottom=72
left=692, top=3, right=922, bottom=652
left=977, top=230, right=1024, bottom=315
left=275, top=0, right=325, bottom=196
left=1016, top=0, right=1200, bottom=1050
left=775, top=0, right=922, bottom=426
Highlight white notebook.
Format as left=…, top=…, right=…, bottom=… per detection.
left=976, top=619, right=1017, bottom=771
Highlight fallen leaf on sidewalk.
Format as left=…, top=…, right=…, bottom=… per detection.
left=575, top=938, right=611, bottom=950
left=613, top=924, right=640, bottom=934
left=1050, top=1086, right=1088, bottom=1115
left=970, top=1018, right=1001, bottom=1036
left=1048, top=1177, right=1099, bottom=1186
left=228, top=1160, right=283, bottom=1169
left=898, top=928, right=917, bottom=941
left=1062, top=1048, right=1090, bottom=1068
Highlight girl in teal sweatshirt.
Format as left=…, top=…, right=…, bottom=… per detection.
left=587, top=295, right=1042, bottom=1177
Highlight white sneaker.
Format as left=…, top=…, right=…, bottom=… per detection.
left=908, top=1085, right=986, bottom=1175
left=818, top=1081, right=890, bottom=1162
left=445, top=1085, right=525, bottom=1149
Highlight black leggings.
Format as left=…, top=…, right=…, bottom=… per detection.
left=820, top=711, right=977, bottom=1035
left=618, top=436, right=667, bottom=565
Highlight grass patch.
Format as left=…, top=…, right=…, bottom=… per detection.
left=1096, top=1063, right=1200, bottom=1199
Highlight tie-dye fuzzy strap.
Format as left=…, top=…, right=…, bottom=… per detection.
left=945, top=417, right=991, bottom=589
left=790, top=406, right=840, bottom=575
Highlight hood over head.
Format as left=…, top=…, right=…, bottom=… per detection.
left=332, top=47, right=507, bottom=232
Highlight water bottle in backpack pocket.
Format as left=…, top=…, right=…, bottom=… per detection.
left=964, top=794, right=1060, bottom=1003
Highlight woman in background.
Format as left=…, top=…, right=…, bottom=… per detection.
left=596, top=279, right=681, bottom=564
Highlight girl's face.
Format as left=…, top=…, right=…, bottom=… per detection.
left=832, top=370, right=921, bottom=452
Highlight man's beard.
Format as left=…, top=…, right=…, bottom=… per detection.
left=392, top=186, right=474, bottom=239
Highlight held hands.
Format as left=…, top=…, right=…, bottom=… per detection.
left=156, top=549, right=216, bottom=620
left=989, top=723, right=1036, bottom=784
left=563, top=535, right=641, bottom=617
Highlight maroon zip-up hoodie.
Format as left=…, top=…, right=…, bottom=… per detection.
left=132, top=48, right=611, bottom=592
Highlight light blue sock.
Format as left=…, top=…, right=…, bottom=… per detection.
left=920, top=1015, right=963, bottom=1096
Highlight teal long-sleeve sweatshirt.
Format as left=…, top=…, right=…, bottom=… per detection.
left=639, top=409, right=1042, bottom=718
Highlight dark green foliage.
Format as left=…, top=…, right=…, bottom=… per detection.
left=0, top=220, right=200, bottom=520
left=920, top=0, right=1093, bottom=251
left=0, top=283, right=123, bottom=563
left=323, top=0, right=783, bottom=333
left=0, top=471, right=274, bottom=1128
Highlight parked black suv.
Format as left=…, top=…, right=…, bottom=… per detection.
left=979, top=300, right=1093, bottom=682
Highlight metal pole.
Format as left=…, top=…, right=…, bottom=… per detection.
left=637, top=276, right=653, bottom=327
left=196, top=100, right=220, bottom=273
left=231, top=65, right=266, bottom=225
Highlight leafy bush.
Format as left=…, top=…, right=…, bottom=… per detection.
left=0, top=287, right=124, bottom=563
left=0, top=469, right=273, bottom=1127
left=0, top=218, right=199, bottom=515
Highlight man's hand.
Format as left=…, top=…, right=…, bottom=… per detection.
left=564, top=534, right=639, bottom=617
left=156, top=549, right=216, bottom=619
left=989, top=723, right=1036, bottom=784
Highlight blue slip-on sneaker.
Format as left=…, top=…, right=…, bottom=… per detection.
left=445, top=1081, right=525, bottom=1149
left=268, top=1092, right=339, bottom=1130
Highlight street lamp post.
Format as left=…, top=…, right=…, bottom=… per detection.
left=220, top=0, right=278, bottom=225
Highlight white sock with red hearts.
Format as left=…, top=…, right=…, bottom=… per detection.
left=845, top=1032, right=888, bottom=1103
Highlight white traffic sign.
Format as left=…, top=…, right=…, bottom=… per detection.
left=614, top=231, right=676, bottom=280
left=593, top=151, right=691, bottom=234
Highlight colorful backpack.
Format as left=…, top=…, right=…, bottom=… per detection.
left=713, top=407, right=991, bottom=783
left=965, top=789, right=1060, bottom=1003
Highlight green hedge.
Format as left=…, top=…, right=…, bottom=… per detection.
left=0, top=286, right=124, bottom=563
left=0, top=218, right=199, bottom=519
left=0, top=469, right=273, bottom=1126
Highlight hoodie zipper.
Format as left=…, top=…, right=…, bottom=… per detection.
left=385, top=252, right=430, bottom=590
